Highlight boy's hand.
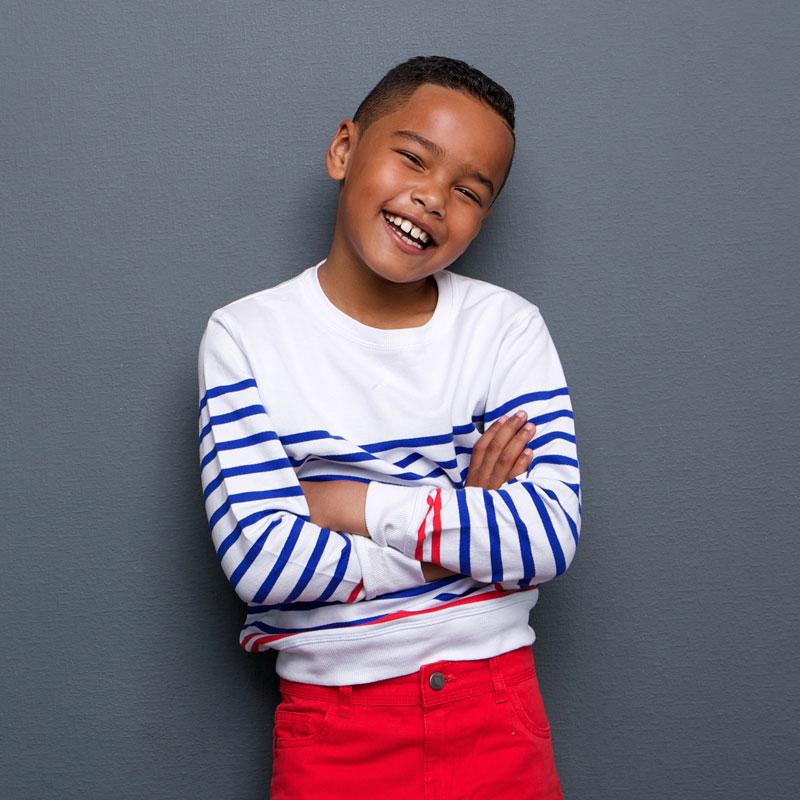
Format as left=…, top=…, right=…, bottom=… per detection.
left=464, top=411, right=535, bottom=490
left=422, top=413, right=535, bottom=582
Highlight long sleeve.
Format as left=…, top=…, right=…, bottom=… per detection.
left=364, top=305, right=581, bottom=588
left=197, top=310, right=431, bottom=605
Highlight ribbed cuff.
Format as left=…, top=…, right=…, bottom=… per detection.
left=351, top=535, right=427, bottom=600
left=364, top=481, right=430, bottom=556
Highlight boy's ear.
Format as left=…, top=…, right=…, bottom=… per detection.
left=326, top=119, right=358, bottom=182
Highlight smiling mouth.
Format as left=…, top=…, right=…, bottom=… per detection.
left=381, top=210, right=435, bottom=250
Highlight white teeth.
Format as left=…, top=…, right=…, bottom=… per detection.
left=385, top=212, right=432, bottom=246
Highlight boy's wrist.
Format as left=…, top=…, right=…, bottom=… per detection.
left=364, top=481, right=431, bottom=554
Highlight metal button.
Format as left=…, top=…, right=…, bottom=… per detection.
left=429, top=671, right=446, bottom=690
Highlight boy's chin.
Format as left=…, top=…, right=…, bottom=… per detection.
left=362, top=260, right=434, bottom=285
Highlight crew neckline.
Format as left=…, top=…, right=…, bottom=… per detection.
left=303, top=258, right=455, bottom=349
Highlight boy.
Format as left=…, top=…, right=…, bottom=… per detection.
left=197, top=56, right=580, bottom=799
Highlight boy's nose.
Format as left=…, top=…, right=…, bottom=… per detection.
left=411, top=184, right=446, bottom=219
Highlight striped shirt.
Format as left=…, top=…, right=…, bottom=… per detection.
left=197, top=258, right=581, bottom=685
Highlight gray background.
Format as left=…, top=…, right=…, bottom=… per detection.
left=2, top=1, right=798, bottom=798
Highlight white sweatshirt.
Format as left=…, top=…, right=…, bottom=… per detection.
left=197, top=258, right=581, bottom=685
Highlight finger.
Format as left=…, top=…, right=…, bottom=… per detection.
left=467, top=414, right=532, bottom=488
left=465, top=414, right=510, bottom=486
left=484, top=413, right=531, bottom=486
left=500, top=422, right=535, bottom=476
left=489, top=418, right=535, bottom=487
left=508, top=447, right=534, bottom=481
left=472, top=414, right=509, bottom=452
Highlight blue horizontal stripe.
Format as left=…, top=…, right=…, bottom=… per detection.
left=241, top=584, right=501, bottom=634
left=433, top=583, right=495, bottom=602
left=209, top=489, right=303, bottom=532
left=531, top=408, right=574, bottom=426
left=291, top=454, right=458, bottom=480
left=531, top=430, right=576, bottom=449
left=485, top=387, right=570, bottom=422
left=474, top=408, right=574, bottom=434
left=362, top=432, right=454, bottom=452
left=199, top=378, right=258, bottom=416
left=279, top=430, right=462, bottom=477
left=298, top=451, right=376, bottom=464
left=243, top=613, right=397, bottom=635
left=300, top=464, right=449, bottom=484
left=199, top=429, right=280, bottom=471
left=395, top=452, right=425, bottom=468
left=246, top=573, right=465, bottom=611
left=531, top=454, right=580, bottom=469
left=202, top=457, right=294, bottom=500
left=199, top=404, right=267, bottom=445
left=282, top=429, right=346, bottom=446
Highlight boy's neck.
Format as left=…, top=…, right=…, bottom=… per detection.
left=317, top=255, right=439, bottom=330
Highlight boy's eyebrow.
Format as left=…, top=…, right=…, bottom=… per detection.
left=392, top=129, right=495, bottom=198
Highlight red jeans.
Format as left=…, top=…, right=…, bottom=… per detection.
left=269, top=645, right=563, bottom=799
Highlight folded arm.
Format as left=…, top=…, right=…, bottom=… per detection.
left=197, top=311, right=433, bottom=606
left=360, top=306, right=582, bottom=588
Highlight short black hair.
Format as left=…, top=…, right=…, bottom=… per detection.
left=353, top=55, right=516, bottom=204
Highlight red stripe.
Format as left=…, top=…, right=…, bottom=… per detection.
left=243, top=583, right=538, bottom=652
left=414, top=492, right=436, bottom=561
left=430, top=488, right=442, bottom=563
left=346, top=580, right=364, bottom=604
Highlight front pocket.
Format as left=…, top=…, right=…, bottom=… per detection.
left=272, top=695, right=338, bottom=749
left=507, top=672, right=552, bottom=740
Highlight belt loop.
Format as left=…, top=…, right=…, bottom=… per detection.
left=337, top=684, right=352, bottom=717
left=489, top=656, right=508, bottom=704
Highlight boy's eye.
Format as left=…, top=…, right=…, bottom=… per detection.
left=399, top=151, right=423, bottom=166
left=398, top=151, right=483, bottom=206
left=458, top=188, right=481, bottom=204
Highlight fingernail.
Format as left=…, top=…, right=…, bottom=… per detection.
left=524, top=423, right=534, bottom=432
left=515, top=411, right=526, bottom=419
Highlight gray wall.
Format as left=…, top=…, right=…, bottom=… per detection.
left=2, top=2, right=797, bottom=798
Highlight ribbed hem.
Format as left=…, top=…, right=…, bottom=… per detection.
left=272, top=592, right=538, bottom=684
left=365, top=481, right=430, bottom=555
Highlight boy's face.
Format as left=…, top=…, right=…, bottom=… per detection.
left=326, top=83, right=515, bottom=285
